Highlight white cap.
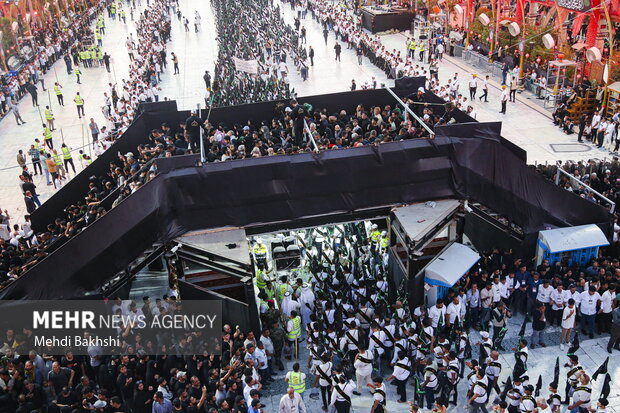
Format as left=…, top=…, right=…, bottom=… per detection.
left=480, top=331, right=489, bottom=339
left=176, top=371, right=187, bottom=379
left=93, top=401, right=107, bottom=408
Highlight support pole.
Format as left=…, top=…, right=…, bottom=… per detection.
left=385, top=87, right=435, bottom=137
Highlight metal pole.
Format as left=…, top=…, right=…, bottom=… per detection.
left=556, top=168, right=615, bottom=212
left=303, top=120, right=320, bottom=153
left=198, top=103, right=205, bottom=163
left=385, top=87, right=435, bottom=137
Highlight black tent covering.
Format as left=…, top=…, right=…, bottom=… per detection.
left=0, top=127, right=609, bottom=300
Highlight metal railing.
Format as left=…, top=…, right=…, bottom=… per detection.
left=385, top=87, right=435, bottom=138
left=555, top=168, right=616, bottom=213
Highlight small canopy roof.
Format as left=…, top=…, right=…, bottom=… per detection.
left=425, top=243, right=479, bottom=288
left=538, top=224, right=609, bottom=253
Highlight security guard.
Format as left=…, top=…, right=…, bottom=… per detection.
left=44, top=106, right=55, bottom=131
left=42, top=124, right=54, bottom=149
left=60, top=143, right=76, bottom=174
left=74, top=92, right=85, bottom=118
left=51, top=149, right=66, bottom=179
left=96, top=31, right=102, bottom=47
left=74, top=66, right=82, bottom=84
left=408, top=39, right=416, bottom=59
left=255, top=263, right=267, bottom=291
left=253, top=238, right=268, bottom=268
left=277, top=275, right=290, bottom=305
left=418, top=42, right=425, bottom=62
left=54, top=82, right=64, bottom=106
left=285, top=362, right=306, bottom=396
left=369, top=224, right=381, bottom=244
left=286, top=310, right=302, bottom=360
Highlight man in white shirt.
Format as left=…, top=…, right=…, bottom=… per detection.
left=567, top=372, right=591, bottom=413
left=386, top=351, right=410, bottom=403
left=279, top=387, right=306, bottom=413
left=500, top=85, right=509, bottom=114
left=446, top=296, right=461, bottom=327
left=353, top=345, right=374, bottom=395
left=469, top=74, right=478, bottom=100
left=597, top=284, right=616, bottom=334
left=428, top=299, right=447, bottom=329
left=579, top=286, right=601, bottom=338
left=536, top=279, right=554, bottom=312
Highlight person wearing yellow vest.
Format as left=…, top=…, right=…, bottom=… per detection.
left=408, top=38, right=416, bottom=59
left=54, top=82, right=64, bottom=106
left=44, top=105, right=55, bottom=131
left=379, top=231, right=388, bottom=250
left=284, top=363, right=306, bottom=396
left=42, top=124, right=54, bottom=149
left=369, top=224, right=381, bottom=243
left=286, top=311, right=302, bottom=360
left=96, top=32, right=102, bottom=47
left=277, top=275, right=291, bottom=305
left=51, top=149, right=66, bottom=179
left=74, top=93, right=85, bottom=118
left=418, top=42, right=425, bottom=63
left=74, top=66, right=81, bottom=84
left=253, top=238, right=268, bottom=268
left=60, top=143, right=76, bottom=174
left=255, top=263, right=267, bottom=291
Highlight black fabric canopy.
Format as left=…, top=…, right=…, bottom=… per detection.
left=0, top=127, right=610, bottom=300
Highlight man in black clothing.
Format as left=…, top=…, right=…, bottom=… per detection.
left=203, top=71, right=211, bottom=89
left=184, top=111, right=203, bottom=153
left=54, top=387, right=80, bottom=413
left=26, top=82, right=38, bottom=106
left=309, top=46, right=314, bottom=66
left=24, top=191, right=37, bottom=213
left=334, top=42, right=342, bottom=61
left=103, top=52, right=111, bottom=72
left=323, top=27, right=329, bottom=44
left=22, top=381, right=46, bottom=411
left=577, top=113, right=587, bottom=142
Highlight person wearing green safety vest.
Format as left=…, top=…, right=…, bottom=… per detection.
left=121, top=10, right=126, bottom=23
left=42, top=124, right=54, bottom=149
left=286, top=310, right=302, bottom=360
left=253, top=238, right=268, bottom=268
left=408, top=38, right=416, bottom=59
left=277, top=275, right=290, bottom=305
left=418, top=43, right=425, bottom=63
left=51, top=149, right=66, bottom=179
left=255, top=263, right=267, bottom=290
left=369, top=224, right=381, bottom=243
left=54, top=82, right=64, bottom=106
left=74, top=93, right=85, bottom=118
left=379, top=231, right=388, bottom=249
left=264, top=280, right=276, bottom=301
left=44, top=106, right=55, bottom=131
left=96, top=32, right=102, bottom=47
left=97, top=49, right=103, bottom=65
left=60, top=143, right=76, bottom=174
left=285, top=362, right=306, bottom=396
left=74, top=67, right=81, bottom=84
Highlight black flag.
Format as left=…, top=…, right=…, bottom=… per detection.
left=500, top=376, right=512, bottom=402
left=600, top=373, right=611, bottom=401
left=535, top=375, right=543, bottom=397
left=518, top=317, right=528, bottom=338
left=567, top=332, right=580, bottom=355
left=592, top=357, right=609, bottom=381
left=550, top=357, right=559, bottom=389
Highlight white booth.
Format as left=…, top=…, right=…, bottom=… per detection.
left=424, top=242, right=480, bottom=306
left=536, top=224, right=609, bottom=267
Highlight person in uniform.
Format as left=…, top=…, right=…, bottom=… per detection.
left=519, top=385, right=537, bottom=413
left=467, top=368, right=489, bottom=413
left=329, top=374, right=355, bottom=413
left=420, top=355, right=438, bottom=410
left=270, top=321, right=286, bottom=371
left=353, top=345, right=373, bottom=395
left=286, top=311, right=302, bottom=360
left=567, top=371, right=591, bottom=413
left=314, top=352, right=333, bottom=412
left=563, top=355, right=582, bottom=404
left=367, top=376, right=387, bottom=413
left=285, top=362, right=306, bottom=399
left=386, top=351, right=410, bottom=403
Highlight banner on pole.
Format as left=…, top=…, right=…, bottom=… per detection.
left=233, top=57, right=259, bottom=74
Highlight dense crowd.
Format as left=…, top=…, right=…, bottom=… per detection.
left=0, top=0, right=174, bottom=289
left=251, top=223, right=618, bottom=413
left=209, top=0, right=298, bottom=107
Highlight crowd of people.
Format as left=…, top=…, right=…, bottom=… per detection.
left=250, top=223, right=617, bottom=413
left=209, top=0, right=299, bottom=107
left=0, top=0, right=175, bottom=289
